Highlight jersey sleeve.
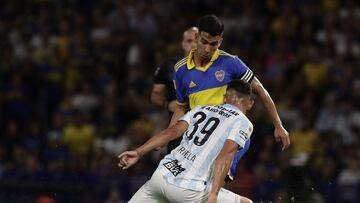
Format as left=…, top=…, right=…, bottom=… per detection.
left=174, top=69, right=189, bottom=106
left=153, top=61, right=170, bottom=84
left=231, top=57, right=254, bottom=83
left=227, top=119, right=253, bottom=149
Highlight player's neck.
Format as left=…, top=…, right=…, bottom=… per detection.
left=231, top=103, right=247, bottom=114
left=193, top=52, right=210, bottom=67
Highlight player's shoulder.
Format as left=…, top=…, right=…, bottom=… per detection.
left=218, top=50, right=238, bottom=59
left=236, top=112, right=253, bottom=127
left=160, top=56, right=182, bottom=69
left=174, top=56, right=188, bottom=72
left=242, top=115, right=253, bottom=134
left=218, top=50, right=242, bottom=68
left=167, top=56, right=183, bottom=65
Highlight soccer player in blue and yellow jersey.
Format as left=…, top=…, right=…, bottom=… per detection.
left=170, top=15, right=290, bottom=182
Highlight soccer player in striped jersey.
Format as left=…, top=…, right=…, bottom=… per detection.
left=171, top=14, right=290, bottom=181
left=118, top=80, right=254, bottom=203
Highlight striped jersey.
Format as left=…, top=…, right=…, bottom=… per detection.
left=174, top=49, right=254, bottom=109
left=156, top=104, right=253, bottom=191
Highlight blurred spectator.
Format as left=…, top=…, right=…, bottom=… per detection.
left=104, top=188, right=125, bottom=203
left=316, top=158, right=339, bottom=203
left=63, top=112, right=95, bottom=157
left=337, top=156, right=360, bottom=203
left=0, top=0, right=358, bottom=202
left=71, top=83, right=99, bottom=112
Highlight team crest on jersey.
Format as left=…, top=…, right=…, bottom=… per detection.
left=215, top=70, right=225, bottom=82
left=163, top=159, right=186, bottom=176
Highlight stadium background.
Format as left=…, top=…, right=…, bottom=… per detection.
left=0, top=0, right=359, bottom=202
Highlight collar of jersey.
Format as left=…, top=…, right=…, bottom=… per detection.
left=187, top=49, right=220, bottom=72
left=223, top=104, right=243, bottom=114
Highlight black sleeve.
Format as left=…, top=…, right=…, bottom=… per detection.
left=153, top=60, right=171, bottom=84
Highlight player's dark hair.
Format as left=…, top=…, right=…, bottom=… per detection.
left=227, top=80, right=253, bottom=97
left=198, top=14, right=224, bottom=36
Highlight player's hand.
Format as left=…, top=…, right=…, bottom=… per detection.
left=207, top=193, right=217, bottom=203
left=117, top=151, right=140, bottom=170
left=274, top=125, right=290, bottom=151
left=168, top=100, right=177, bottom=112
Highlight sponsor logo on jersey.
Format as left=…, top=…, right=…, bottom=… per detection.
left=215, top=70, right=225, bottom=82
left=163, top=159, right=186, bottom=176
left=239, top=130, right=249, bottom=141
left=189, top=81, right=197, bottom=88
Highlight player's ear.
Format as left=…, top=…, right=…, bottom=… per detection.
left=218, top=38, right=223, bottom=47
left=223, top=94, right=227, bottom=104
left=246, top=98, right=254, bottom=110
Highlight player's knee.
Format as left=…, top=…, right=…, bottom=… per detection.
left=239, top=197, right=253, bottom=203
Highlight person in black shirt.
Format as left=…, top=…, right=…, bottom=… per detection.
left=151, top=27, right=198, bottom=153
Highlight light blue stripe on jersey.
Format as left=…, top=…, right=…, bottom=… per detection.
left=191, top=117, right=235, bottom=183
left=176, top=105, right=237, bottom=190
left=156, top=104, right=253, bottom=191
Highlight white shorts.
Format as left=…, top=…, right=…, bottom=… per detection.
left=217, top=188, right=242, bottom=203
left=128, top=170, right=241, bottom=203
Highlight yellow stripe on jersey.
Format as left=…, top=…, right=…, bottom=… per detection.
left=174, top=57, right=188, bottom=72
left=188, top=85, right=227, bottom=109
left=176, top=101, right=188, bottom=106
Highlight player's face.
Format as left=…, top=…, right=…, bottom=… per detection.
left=182, top=30, right=198, bottom=55
left=196, top=31, right=222, bottom=61
left=224, top=90, right=241, bottom=105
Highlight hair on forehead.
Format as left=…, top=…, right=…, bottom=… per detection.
left=227, top=80, right=252, bottom=96
left=198, top=14, right=224, bottom=36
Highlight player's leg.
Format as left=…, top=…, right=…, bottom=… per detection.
left=217, top=187, right=253, bottom=203
left=128, top=171, right=170, bottom=203
left=163, top=180, right=208, bottom=203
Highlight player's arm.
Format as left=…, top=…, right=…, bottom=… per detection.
left=208, top=140, right=239, bottom=203
left=169, top=68, right=190, bottom=127
left=209, top=117, right=253, bottom=203
left=232, top=57, right=290, bottom=150
left=151, top=83, right=167, bottom=106
left=151, top=63, right=169, bottom=107
left=169, top=104, right=188, bottom=127
left=250, top=76, right=290, bottom=150
left=118, top=121, right=188, bottom=169
left=151, top=84, right=177, bottom=112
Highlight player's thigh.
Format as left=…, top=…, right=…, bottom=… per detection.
left=128, top=173, right=169, bottom=203
left=217, top=188, right=245, bottom=203
left=164, top=183, right=208, bottom=203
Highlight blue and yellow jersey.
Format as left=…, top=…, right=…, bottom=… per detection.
left=174, top=49, right=254, bottom=109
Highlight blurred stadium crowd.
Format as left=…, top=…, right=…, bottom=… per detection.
left=0, top=0, right=359, bottom=202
